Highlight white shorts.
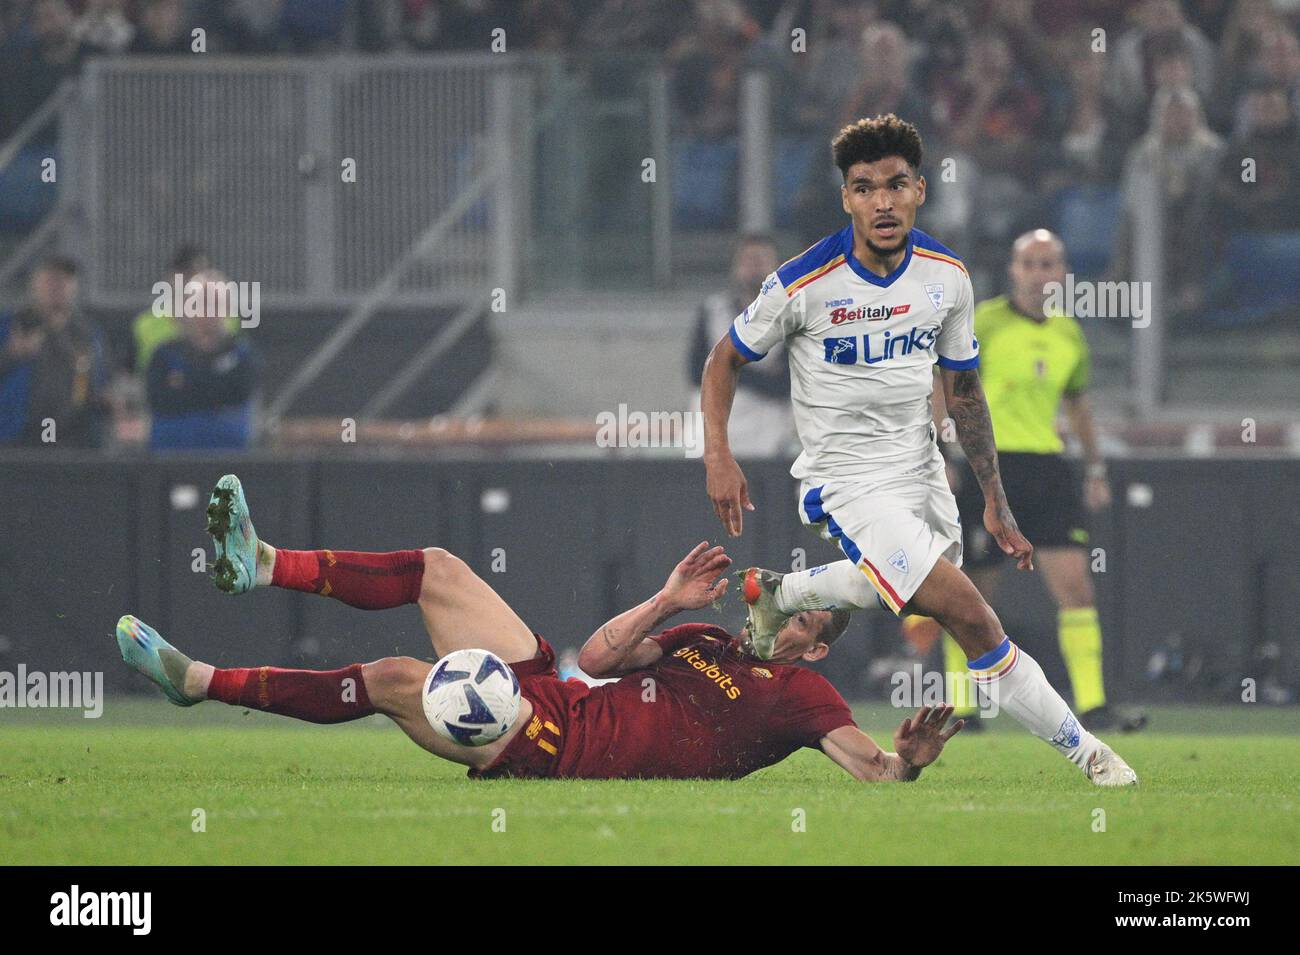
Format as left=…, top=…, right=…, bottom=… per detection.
left=797, top=467, right=963, bottom=615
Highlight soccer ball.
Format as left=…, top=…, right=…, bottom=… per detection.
left=422, top=648, right=521, bottom=747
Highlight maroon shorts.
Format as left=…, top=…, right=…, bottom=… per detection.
left=468, top=635, right=590, bottom=779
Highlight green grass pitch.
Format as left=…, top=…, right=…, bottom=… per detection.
left=2, top=702, right=1297, bottom=865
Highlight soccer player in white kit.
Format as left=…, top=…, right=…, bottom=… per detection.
left=700, top=115, right=1137, bottom=786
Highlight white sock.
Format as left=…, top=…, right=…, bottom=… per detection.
left=776, top=561, right=875, bottom=612
left=256, top=541, right=277, bottom=587
left=969, top=637, right=1102, bottom=771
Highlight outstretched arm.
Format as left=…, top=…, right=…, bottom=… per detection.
left=701, top=333, right=754, bottom=536
left=940, top=366, right=1034, bottom=570
left=577, top=542, right=731, bottom=679
left=819, top=706, right=963, bottom=782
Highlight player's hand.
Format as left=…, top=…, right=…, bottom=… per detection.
left=662, top=541, right=731, bottom=611
left=984, top=500, right=1034, bottom=571
left=705, top=452, right=753, bottom=537
left=893, top=704, right=963, bottom=770
left=1084, top=475, right=1111, bottom=512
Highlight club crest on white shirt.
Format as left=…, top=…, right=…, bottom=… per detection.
left=888, top=549, right=909, bottom=574
left=924, top=283, right=945, bottom=310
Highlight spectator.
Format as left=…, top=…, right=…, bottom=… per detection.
left=194, top=0, right=284, bottom=53
left=688, top=234, right=794, bottom=458
left=1117, top=85, right=1225, bottom=318
left=1109, top=0, right=1216, bottom=112
left=1215, top=0, right=1279, bottom=100
left=128, top=0, right=191, bottom=55
left=947, top=29, right=1048, bottom=178
left=146, top=270, right=261, bottom=452
left=832, top=22, right=928, bottom=129
left=1253, top=27, right=1300, bottom=128
left=911, top=1, right=972, bottom=141
left=577, top=0, right=685, bottom=53
left=132, top=243, right=238, bottom=374
left=668, top=0, right=761, bottom=137
left=1182, top=0, right=1236, bottom=42
left=1217, top=82, right=1300, bottom=234
left=1050, top=33, right=1124, bottom=183
left=76, top=0, right=135, bottom=54
left=0, top=256, right=110, bottom=448
left=0, top=0, right=86, bottom=145
left=788, top=0, right=880, bottom=134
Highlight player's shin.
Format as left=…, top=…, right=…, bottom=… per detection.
left=969, top=637, right=1101, bottom=769
left=776, top=560, right=876, bottom=612
left=206, top=663, right=377, bottom=723
left=269, top=548, right=425, bottom=610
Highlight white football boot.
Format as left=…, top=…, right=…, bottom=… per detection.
left=737, top=567, right=790, bottom=661
left=1085, top=745, right=1139, bottom=786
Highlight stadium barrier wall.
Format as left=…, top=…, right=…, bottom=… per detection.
left=1, top=456, right=1295, bottom=705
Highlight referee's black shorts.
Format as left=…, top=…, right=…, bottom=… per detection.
left=956, top=452, right=1089, bottom=568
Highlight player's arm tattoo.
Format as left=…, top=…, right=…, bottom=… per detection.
left=598, top=600, right=674, bottom=655
left=944, top=369, right=1006, bottom=505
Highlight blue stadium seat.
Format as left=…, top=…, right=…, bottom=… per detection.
left=1207, top=232, right=1300, bottom=326
left=0, top=145, right=59, bottom=233
left=671, top=138, right=737, bottom=229
left=774, top=137, right=819, bottom=225
left=1051, top=184, right=1122, bottom=279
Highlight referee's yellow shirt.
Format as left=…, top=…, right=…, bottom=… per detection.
left=974, top=295, right=1090, bottom=455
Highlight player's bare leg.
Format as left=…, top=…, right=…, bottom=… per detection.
left=413, top=548, right=539, bottom=664
left=357, top=655, right=530, bottom=768
left=206, top=475, right=538, bottom=665
left=921, top=563, right=1001, bottom=724
left=906, top=558, right=1137, bottom=785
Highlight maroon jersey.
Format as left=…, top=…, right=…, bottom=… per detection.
left=472, top=624, right=856, bottom=780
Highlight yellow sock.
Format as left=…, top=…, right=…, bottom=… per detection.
left=943, top=634, right=978, bottom=716
left=1059, top=606, right=1106, bottom=712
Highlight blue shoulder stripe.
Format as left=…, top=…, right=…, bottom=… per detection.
left=776, top=226, right=851, bottom=288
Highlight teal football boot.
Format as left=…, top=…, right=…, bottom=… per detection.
left=116, top=614, right=196, bottom=707
left=206, top=473, right=259, bottom=595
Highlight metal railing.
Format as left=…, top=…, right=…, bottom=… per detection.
left=64, top=54, right=538, bottom=310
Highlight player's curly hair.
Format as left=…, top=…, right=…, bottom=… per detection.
left=831, top=114, right=924, bottom=179
left=819, top=609, right=852, bottom=646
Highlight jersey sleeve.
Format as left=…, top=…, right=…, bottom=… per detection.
left=650, top=623, right=729, bottom=656
left=779, top=668, right=857, bottom=747
left=1065, top=323, right=1091, bottom=395
left=935, top=271, right=980, bottom=370
left=728, top=271, right=799, bottom=362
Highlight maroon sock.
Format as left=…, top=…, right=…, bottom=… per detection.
left=206, top=663, right=375, bottom=724
left=271, top=549, right=425, bottom=610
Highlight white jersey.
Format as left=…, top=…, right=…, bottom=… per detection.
left=730, top=226, right=979, bottom=483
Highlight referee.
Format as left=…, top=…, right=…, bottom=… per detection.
left=942, top=229, right=1145, bottom=732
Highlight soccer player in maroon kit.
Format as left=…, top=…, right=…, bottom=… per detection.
left=116, top=475, right=962, bottom=782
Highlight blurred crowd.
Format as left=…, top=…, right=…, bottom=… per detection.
left=0, top=246, right=260, bottom=451
left=2, top=0, right=1296, bottom=317
left=0, top=0, right=1296, bottom=452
